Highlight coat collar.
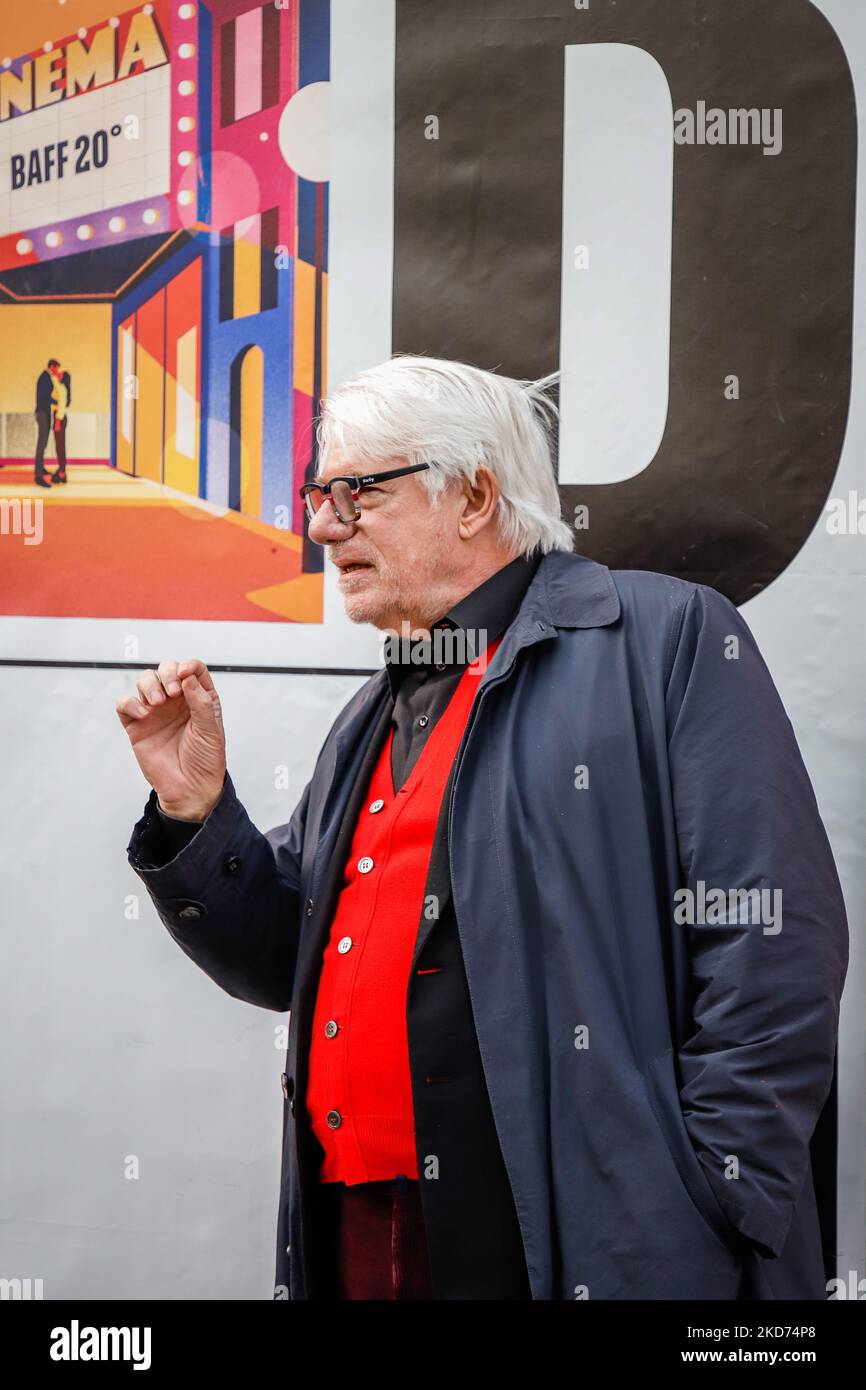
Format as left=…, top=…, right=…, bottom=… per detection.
left=343, top=549, right=621, bottom=721
left=521, top=549, right=621, bottom=631
left=467, top=549, right=620, bottom=695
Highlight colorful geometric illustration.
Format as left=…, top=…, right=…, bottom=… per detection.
left=0, top=0, right=329, bottom=622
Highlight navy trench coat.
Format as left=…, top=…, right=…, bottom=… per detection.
left=128, top=550, right=848, bottom=1300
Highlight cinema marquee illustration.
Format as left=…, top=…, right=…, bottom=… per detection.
left=0, top=0, right=329, bottom=625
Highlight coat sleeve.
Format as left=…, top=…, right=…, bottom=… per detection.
left=664, top=583, right=849, bottom=1258
left=127, top=769, right=311, bottom=1012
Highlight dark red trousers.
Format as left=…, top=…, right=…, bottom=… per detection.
left=325, top=1177, right=434, bottom=1300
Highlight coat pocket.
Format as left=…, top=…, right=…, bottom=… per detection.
left=640, top=1048, right=745, bottom=1262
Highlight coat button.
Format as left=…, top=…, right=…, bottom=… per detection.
left=223, top=854, right=241, bottom=874
left=280, top=1072, right=294, bottom=1100
left=286, top=1244, right=291, bottom=1255
left=357, top=856, right=374, bottom=874
left=418, top=715, right=429, bottom=728
left=369, top=799, right=385, bottom=813
left=325, top=1020, right=339, bottom=1038
left=337, top=936, right=353, bottom=954
left=176, top=902, right=204, bottom=920
left=305, top=898, right=314, bottom=917
left=326, top=1110, right=342, bottom=1129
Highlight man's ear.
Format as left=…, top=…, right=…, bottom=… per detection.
left=457, top=466, right=500, bottom=540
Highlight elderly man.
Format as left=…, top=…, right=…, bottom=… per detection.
left=118, top=354, right=848, bottom=1301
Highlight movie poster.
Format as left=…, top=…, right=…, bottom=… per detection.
left=0, top=0, right=373, bottom=669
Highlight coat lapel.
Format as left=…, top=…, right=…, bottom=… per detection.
left=292, top=684, right=392, bottom=1023
left=410, top=761, right=456, bottom=968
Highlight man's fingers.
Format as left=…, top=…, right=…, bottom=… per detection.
left=127, top=660, right=217, bottom=715
left=135, top=670, right=167, bottom=706
left=176, top=659, right=216, bottom=694
left=156, top=659, right=182, bottom=696
left=116, top=694, right=148, bottom=726
left=180, top=671, right=219, bottom=725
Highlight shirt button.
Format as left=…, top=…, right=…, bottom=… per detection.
left=434, top=662, right=446, bottom=672
left=325, top=1020, right=339, bottom=1038
left=337, top=936, right=353, bottom=954
left=369, top=799, right=385, bottom=814
left=357, top=856, right=374, bottom=873
left=326, top=1110, right=342, bottom=1129
left=418, top=715, right=429, bottom=728
left=305, top=898, right=314, bottom=917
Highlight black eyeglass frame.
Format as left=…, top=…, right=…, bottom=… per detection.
left=299, top=462, right=431, bottom=523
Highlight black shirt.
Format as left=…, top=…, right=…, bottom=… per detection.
left=149, top=553, right=542, bottom=862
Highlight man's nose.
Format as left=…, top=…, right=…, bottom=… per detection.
left=307, top=497, right=357, bottom=546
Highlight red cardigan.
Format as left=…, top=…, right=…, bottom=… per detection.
left=305, top=638, right=501, bottom=1183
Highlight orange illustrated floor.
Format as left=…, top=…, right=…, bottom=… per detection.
left=0, top=465, right=323, bottom=623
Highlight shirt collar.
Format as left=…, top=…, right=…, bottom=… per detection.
left=384, top=552, right=543, bottom=698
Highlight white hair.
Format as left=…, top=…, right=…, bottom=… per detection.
left=314, top=354, right=574, bottom=556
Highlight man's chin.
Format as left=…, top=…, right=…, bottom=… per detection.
left=341, top=590, right=387, bottom=626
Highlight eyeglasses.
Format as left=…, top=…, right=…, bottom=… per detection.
left=299, top=463, right=431, bottom=525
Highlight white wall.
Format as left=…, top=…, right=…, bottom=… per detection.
left=0, top=665, right=365, bottom=1298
